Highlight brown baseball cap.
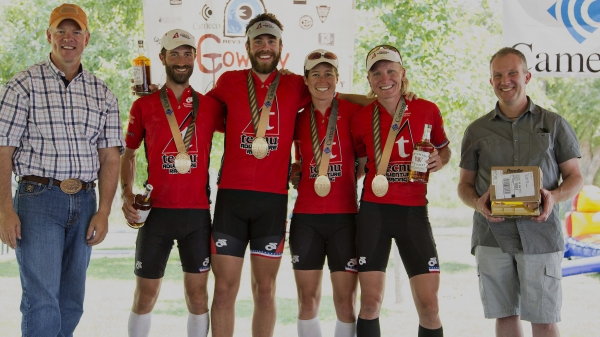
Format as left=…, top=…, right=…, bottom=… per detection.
left=49, top=4, right=88, bottom=30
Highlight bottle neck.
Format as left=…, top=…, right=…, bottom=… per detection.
left=143, top=189, right=152, bottom=201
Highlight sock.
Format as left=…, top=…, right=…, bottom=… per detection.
left=357, top=317, right=380, bottom=337
left=128, top=311, right=151, bottom=337
left=187, top=312, right=209, bottom=337
left=418, top=325, right=443, bottom=337
left=335, top=319, right=357, bottom=337
left=297, top=317, right=322, bottom=337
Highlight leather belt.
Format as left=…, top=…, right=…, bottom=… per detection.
left=21, top=175, right=96, bottom=194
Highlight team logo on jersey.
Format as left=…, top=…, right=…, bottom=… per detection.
left=265, top=242, right=278, bottom=251
left=135, top=261, right=142, bottom=269
left=215, top=239, right=228, bottom=247
left=292, top=255, right=300, bottom=263
left=359, top=256, right=366, bottom=265
left=309, top=126, right=343, bottom=181
left=345, top=258, right=358, bottom=273
left=162, top=111, right=199, bottom=174
left=240, top=95, right=280, bottom=156
left=385, top=119, right=415, bottom=183
left=199, top=257, right=210, bottom=273
left=183, top=96, right=193, bottom=108
left=428, top=257, right=440, bottom=273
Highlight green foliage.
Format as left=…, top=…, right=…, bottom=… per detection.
left=544, top=78, right=600, bottom=145
left=0, top=259, right=19, bottom=278
left=87, top=253, right=184, bottom=281
left=440, top=261, right=475, bottom=274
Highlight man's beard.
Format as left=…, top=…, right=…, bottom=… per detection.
left=165, top=64, right=193, bottom=85
left=249, top=51, right=281, bottom=74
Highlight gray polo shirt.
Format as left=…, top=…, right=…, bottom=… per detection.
left=460, top=97, right=581, bottom=255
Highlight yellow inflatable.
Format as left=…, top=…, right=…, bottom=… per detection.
left=572, top=185, right=600, bottom=212
left=565, top=211, right=600, bottom=238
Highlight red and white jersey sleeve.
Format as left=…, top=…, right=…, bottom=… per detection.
left=351, top=99, right=449, bottom=206
left=207, top=70, right=311, bottom=194
left=125, top=88, right=224, bottom=209
left=292, top=99, right=362, bottom=214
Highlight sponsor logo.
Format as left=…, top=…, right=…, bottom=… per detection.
left=513, top=42, right=600, bottom=73
left=135, top=261, right=142, bottom=269
left=316, top=5, right=330, bottom=23
left=428, top=257, right=440, bottom=273
left=292, top=255, right=300, bottom=263
left=318, top=33, right=334, bottom=46
left=265, top=242, right=278, bottom=251
left=129, top=115, right=135, bottom=124
left=359, top=256, right=366, bottom=265
left=224, top=0, right=267, bottom=38
left=216, top=239, right=228, bottom=247
left=345, top=258, right=358, bottom=272
left=547, top=0, right=600, bottom=44
left=201, top=4, right=213, bottom=21
left=127, top=132, right=134, bottom=137
left=202, top=257, right=210, bottom=267
left=299, top=15, right=313, bottom=29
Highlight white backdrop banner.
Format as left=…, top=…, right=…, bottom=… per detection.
left=503, top=0, right=600, bottom=77
left=141, top=0, right=355, bottom=93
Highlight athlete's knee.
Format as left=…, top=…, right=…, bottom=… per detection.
left=252, top=281, right=276, bottom=307
left=334, top=301, right=357, bottom=322
left=415, top=297, right=439, bottom=318
left=298, top=294, right=320, bottom=317
left=133, top=289, right=160, bottom=313
left=359, top=296, right=382, bottom=317
left=185, top=288, right=209, bottom=314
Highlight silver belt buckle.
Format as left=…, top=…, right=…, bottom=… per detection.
left=60, top=178, right=82, bottom=194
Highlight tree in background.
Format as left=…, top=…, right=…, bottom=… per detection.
left=353, top=0, right=599, bottom=205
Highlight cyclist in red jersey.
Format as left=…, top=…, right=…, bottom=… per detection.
left=351, top=45, right=451, bottom=337
left=289, top=49, right=363, bottom=337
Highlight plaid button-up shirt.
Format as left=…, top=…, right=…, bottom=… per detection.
left=0, top=55, right=124, bottom=182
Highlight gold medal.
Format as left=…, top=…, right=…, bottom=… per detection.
left=371, top=174, right=389, bottom=197
left=174, top=152, right=192, bottom=173
left=314, top=175, right=331, bottom=197
left=252, top=137, right=269, bottom=159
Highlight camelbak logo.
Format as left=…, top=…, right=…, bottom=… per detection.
left=216, top=239, right=228, bottom=247
left=547, top=0, right=600, bottom=44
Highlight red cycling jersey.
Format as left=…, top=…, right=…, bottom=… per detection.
left=351, top=99, right=449, bottom=206
left=125, top=87, right=224, bottom=209
left=293, top=98, right=362, bottom=214
left=207, top=70, right=310, bottom=194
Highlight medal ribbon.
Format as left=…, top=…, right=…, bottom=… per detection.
left=309, top=98, right=339, bottom=177
left=372, top=97, right=407, bottom=176
left=160, top=86, right=199, bottom=154
left=246, top=70, right=281, bottom=139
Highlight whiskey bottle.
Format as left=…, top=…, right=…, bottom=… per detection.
left=409, top=124, right=434, bottom=183
left=132, top=40, right=151, bottom=95
left=127, top=184, right=153, bottom=229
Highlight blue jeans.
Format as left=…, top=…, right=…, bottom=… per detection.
left=14, top=180, right=96, bottom=337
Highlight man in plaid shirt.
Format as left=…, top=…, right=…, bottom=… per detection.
left=0, top=4, right=123, bottom=336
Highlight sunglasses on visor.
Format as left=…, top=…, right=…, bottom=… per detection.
left=307, top=51, right=338, bottom=61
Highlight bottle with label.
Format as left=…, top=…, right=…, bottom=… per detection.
left=127, top=184, right=153, bottom=229
left=409, top=124, right=434, bottom=183
left=132, top=40, right=151, bottom=95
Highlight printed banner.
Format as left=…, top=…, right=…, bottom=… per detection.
left=141, top=0, right=355, bottom=93
left=503, top=0, right=600, bottom=77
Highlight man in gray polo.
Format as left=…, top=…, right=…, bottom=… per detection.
left=457, top=47, right=583, bottom=337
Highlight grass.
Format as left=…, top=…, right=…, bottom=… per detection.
left=155, top=296, right=389, bottom=324
left=440, top=261, right=475, bottom=274
left=88, top=254, right=183, bottom=281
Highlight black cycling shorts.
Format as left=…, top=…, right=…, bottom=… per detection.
left=134, top=208, right=211, bottom=279
left=211, top=189, right=288, bottom=259
left=289, top=213, right=357, bottom=273
left=356, top=201, right=440, bottom=278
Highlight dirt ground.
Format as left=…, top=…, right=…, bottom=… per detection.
left=1, top=208, right=599, bottom=336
